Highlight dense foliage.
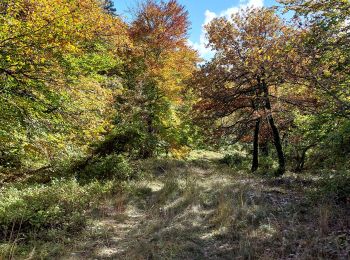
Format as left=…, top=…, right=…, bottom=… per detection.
left=0, top=0, right=199, bottom=172
left=0, top=0, right=129, bottom=169
left=0, top=0, right=349, bottom=258
left=193, top=2, right=349, bottom=174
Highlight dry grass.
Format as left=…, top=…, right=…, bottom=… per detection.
left=3, top=156, right=349, bottom=259
left=63, top=158, right=349, bottom=259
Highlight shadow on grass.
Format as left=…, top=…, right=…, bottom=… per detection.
left=67, top=159, right=349, bottom=259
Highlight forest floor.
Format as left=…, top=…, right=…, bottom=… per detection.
left=59, top=152, right=349, bottom=260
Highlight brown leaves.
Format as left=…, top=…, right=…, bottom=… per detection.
left=192, top=7, right=319, bottom=144
left=130, top=0, right=189, bottom=51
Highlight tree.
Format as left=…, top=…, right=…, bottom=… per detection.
left=0, top=0, right=129, bottom=167
left=193, top=8, right=316, bottom=175
left=130, top=0, right=190, bottom=51
left=111, top=0, right=198, bottom=158
left=102, top=0, right=117, bottom=15
left=273, top=0, right=350, bottom=170
left=280, top=0, right=350, bottom=117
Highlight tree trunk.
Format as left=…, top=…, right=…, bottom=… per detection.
left=262, top=80, right=285, bottom=176
left=294, top=144, right=316, bottom=172
left=142, top=114, right=155, bottom=158
left=295, top=152, right=305, bottom=172
left=252, top=117, right=261, bottom=172
left=268, top=116, right=286, bottom=176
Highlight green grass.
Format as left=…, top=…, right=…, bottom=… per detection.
left=0, top=153, right=349, bottom=259
left=0, top=178, right=127, bottom=259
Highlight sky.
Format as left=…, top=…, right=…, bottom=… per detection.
left=113, top=0, right=279, bottom=59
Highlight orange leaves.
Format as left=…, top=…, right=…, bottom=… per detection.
left=115, top=1, right=199, bottom=156
left=128, top=0, right=198, bottom=103
left=192, top=7, right=320, bottom=146
left=207, top=8, right=302, bottom=73
left=130, top=0, right=189, bottom=51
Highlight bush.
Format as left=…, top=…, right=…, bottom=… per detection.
left=0, top=179, right=122, bottom=238
left=317, top=173, right=350, bottom=204
left=0, top=151, right=21, bottom=168
left=219, top=154, right=244, bottom=167
left=77, top=154, right=133, bottom=182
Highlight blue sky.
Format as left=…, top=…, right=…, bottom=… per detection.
left=113, top=0, right=279, bottom=58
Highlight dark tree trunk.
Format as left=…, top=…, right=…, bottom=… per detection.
left=294, top=144, right=316, bottom=172
left=252, top=118, right=261, bottom=172
left=295, top=153, right=305, bottom=172
left=142, top=149, right=153, bottom=159
left=262, top=80, right=285, bottom=176
left=142, top=114, right=155, bottom=158
left=268, top=116, right=286, bottom=176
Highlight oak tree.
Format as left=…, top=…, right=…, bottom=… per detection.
left=193, top=8, right=314, bottom=175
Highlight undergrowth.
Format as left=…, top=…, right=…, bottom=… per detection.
left=0, top=153, right=135, bottom=259
left=0, top=155, right=349, bottom=259
left=0, top=178, right=127, bottom=258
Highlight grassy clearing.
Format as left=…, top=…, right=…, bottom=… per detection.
left=0, top=154, right=349, bottom=259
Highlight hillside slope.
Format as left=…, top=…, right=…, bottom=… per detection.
left=63, top=158, right=349, bottom=259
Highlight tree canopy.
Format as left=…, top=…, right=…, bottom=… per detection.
left=0, top=0, right=350, bottom=258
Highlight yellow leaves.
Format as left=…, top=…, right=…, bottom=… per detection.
left=323, top=69, right=332, bottom=77
left=61, top=76, right=115, bottom=145
left=170, top=146, right=190, bottom=159
left=134, top=36, right=198, bottom=103
left=2, top=0, right=129, bottom=61
left=64, top=43, right=80, bottom=54
left=265, top=55, right=272, bottom=62
left=0, top=0, right=133, bottom=165
left=23, top=143, right=39, bottom=153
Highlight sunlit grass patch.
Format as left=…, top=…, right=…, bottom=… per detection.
left=1, top=156, right=348, bottom=259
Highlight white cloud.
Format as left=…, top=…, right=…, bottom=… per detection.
left=204, top=10, right=217, bottom=25
left=221, top=0, right=263, bottom=19
left=190, top=0, right=264, bottom=60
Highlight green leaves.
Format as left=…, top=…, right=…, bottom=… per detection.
left=0, top=0, right=129, bottom=167
left=112, top=0, right=198, bottom=158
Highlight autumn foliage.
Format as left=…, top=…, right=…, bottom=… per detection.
left=0, top=0, right=350, bottom=258
left=193, top=8, right=326, bottom=174
left=0, top=0, right=349, bottom=175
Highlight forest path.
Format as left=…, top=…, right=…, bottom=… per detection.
left=63, top=157, right=341, bottom=259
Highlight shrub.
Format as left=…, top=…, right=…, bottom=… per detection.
left=219, top=154, right=244, bottom=167
left=0, top=151, right=21, bottom=168
left=0, top=179, right=122, bottom=238
left=317, top=172, right=350, bottom=204
left=254, top=156, right=278, bottom=176
left=77, top=154, right=133, bottom=182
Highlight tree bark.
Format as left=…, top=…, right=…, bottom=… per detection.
left=262, top=80, right=285, bottom=176
left=251, top=117, right=261, bottom=172
left=294, top=144, right=316, bottom=172
left=268, top=116, right=286, bottom=176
